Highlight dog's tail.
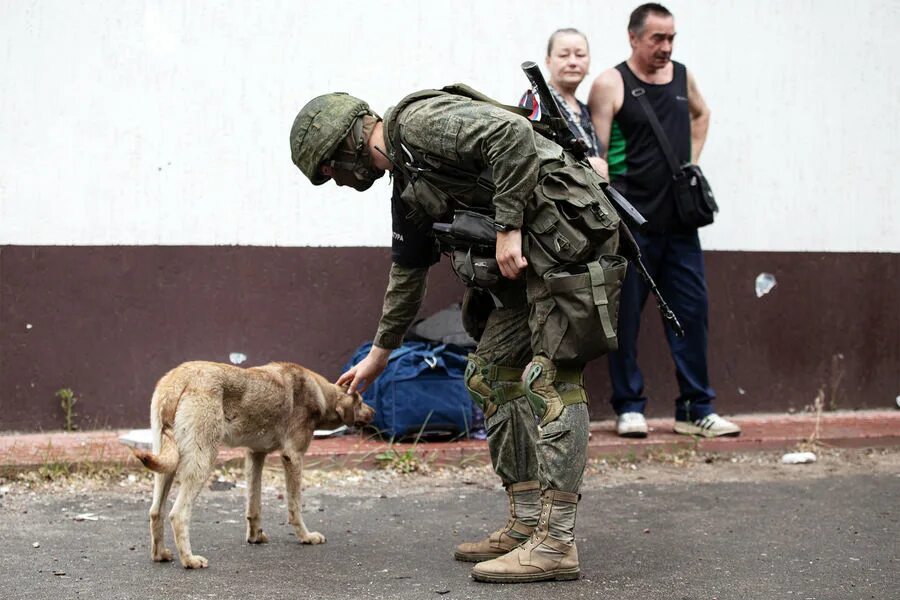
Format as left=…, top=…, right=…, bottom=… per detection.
left=132, top=388, right=180, bottom=474
left=132, top=427, right=179, bottom=473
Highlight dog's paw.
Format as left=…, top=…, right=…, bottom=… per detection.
left=182, top=554, right=209, bottom=569
left=152, top=548, right=174, bottom=562
left=300, top=531, right=326, bottom=545
left=247, top=530, right=269, bottom=544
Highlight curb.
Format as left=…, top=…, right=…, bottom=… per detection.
left=1, top=410, right=897, bottom=472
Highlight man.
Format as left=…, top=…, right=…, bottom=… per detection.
left=289, top=86, right=626, bottom=582
left=588, top=3, right=740, bottom=438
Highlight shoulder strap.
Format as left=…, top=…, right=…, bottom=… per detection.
left=387, top=89, right=447, bottom=158
left=619, top=67, right=682, bottom=176
left=441, top=83, right=532, bottom=119
left=390, top=88, right=491, bottom=184
left=443, top=83, right=556, bottom=144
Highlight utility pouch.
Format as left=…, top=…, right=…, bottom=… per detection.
left=531, top=255, right=628, bottom=363
left=673, top=164, right=718, bottom=228
left=399, top=176, right=453, bottom=221
left=527, top=163, right=620, bottom=276
left=450, top=249, right=501, bottom=288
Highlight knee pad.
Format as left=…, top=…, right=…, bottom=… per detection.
left=465, top=356, right=496, bottom=418
left=465, top=356, right=527, bottom=419
left=523, top=356, right=587, bottom=426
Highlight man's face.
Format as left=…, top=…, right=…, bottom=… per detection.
left=545, top=33, right=590, bottom=89
left=630, top=13, right=676, bottom=70
left=320, top=163, right=383, bottom=189
left=318, top=116, right=385, bottom=191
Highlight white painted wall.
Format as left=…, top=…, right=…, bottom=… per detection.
left=1, top=0, right=897, bottom=251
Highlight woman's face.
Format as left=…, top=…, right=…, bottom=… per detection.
left=546, top=32, right=590, bottom=90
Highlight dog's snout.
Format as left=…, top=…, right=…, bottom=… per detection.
left=355, top=403, right=375, bottom=426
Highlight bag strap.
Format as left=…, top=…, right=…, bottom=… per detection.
left=587, top=262, right=617, bottom=347
left=619, top=67, right=683, bottom=177
left=390, top=89, right=489, bottom=184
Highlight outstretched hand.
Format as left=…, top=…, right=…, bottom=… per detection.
left=336, top=345, right=392, bottom=394
left=496, top=229, right=528, bottom=279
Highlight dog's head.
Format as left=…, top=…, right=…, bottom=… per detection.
left=329, top=389, right=375, bottom=429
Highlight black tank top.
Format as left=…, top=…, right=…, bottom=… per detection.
left=608, top=61, right=690, bottom=233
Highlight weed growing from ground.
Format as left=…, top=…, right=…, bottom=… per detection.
left=55, top=388, right=79, bottom=431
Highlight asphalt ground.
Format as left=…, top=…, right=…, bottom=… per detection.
left=1, top=448, right=897, bottom=600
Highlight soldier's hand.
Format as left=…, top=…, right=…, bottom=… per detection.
left=496, top=229, right=528, bottom=279
left=337, top=345, right=391, bottom=394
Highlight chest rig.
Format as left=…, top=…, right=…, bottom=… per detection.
left=385, top=85, right=540, bottom=224
left=382, top=88, right=512, bottom=291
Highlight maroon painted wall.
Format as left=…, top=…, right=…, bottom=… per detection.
left=1, top=246, right=897, bottom=432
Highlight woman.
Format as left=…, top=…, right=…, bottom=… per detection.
left=520, top=28, right=604, bottom=172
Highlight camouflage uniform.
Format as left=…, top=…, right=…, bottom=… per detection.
left=371, top=92, right=623, bottom=494
left=290, top=88, right=626, bottom=583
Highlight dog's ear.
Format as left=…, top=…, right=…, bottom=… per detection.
left=335, top=395, right=353, bottom=426
left=290, top=371, right=311, bottom=408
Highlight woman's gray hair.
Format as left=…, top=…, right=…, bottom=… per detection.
left=546, top=28, right=589, bottom=57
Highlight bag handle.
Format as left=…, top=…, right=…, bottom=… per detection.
left=619, top=67, right=683, bottom=177
left=386, top=345, right=416, bottom=362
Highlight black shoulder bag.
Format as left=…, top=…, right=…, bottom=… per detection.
left=621, top=68, right=718, bottom=228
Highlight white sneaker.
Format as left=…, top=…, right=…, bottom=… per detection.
left=616, top=412, right=648, bottom=438
left=674, top=413, right=741, bottom=438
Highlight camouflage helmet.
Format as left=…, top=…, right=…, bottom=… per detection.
left=290, top=93, right=372, bottom=185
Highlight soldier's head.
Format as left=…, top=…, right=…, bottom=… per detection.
left=628, top=3, right=675, bottom=71
left=289, top=93, right=385, bottom=191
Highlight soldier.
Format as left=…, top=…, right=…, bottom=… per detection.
left=289, top=87, right=626, bottom=583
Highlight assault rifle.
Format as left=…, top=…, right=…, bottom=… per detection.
left=521, top=61, right=684, bottom=337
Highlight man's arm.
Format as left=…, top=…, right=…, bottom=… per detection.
left=336, top=264, right=428, bottom=393
left=686, top=69, right=711, bottom=164
left=587, top=69, right=624, bottom=179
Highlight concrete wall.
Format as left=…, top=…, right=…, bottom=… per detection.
left=1, top=1, right=898, bottom=431
left=2, top=0, right=897, bottom=250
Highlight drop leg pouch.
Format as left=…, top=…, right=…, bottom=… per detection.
left=533, top=255, right=627, bottom=363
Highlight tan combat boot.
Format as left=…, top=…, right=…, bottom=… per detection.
left=471, top=489, right=580, bottom=583
left=453, top=480, right=540, bottom=562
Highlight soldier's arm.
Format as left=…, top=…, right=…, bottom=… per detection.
left=337, top=264, right=428, bottom=393
left=468, top=112, right=539, bottom=229
left=373, top=264, right=428, bottom=350
left=686, top=69, right=711, bottom=164
left=587, top=69, right=623, bottom=179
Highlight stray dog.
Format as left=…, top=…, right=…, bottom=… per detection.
left=132, top=361, right=375, bottom=569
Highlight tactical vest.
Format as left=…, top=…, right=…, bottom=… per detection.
left=385, top=85, right=560, bottom=224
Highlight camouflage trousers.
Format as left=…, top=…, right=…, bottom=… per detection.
left=465, top=159, right=625, bottom=494
left=470, top=288, right=589, bottom=494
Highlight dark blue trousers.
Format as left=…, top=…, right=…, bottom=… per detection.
left=608, top=229, right=715, bottom=422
